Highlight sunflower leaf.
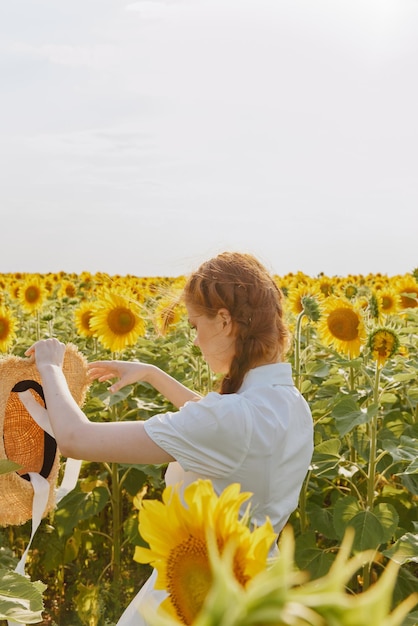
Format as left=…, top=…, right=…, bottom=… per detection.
left=0, top=569, right=45, bottom=623
left=332, top=398, right=378, bottom=436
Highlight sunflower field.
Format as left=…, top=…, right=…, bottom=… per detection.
left=0, top=268, right=417, bottom=626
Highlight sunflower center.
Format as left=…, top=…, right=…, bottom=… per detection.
left=107, top=307, right=137, bottom=335
left=81, top=311, right=93, bottom=331
left=371, top=330, right=397, bottom=359
left=381, top=295, right=394, bottom=311
left=327, top=308, right=359, bottom=341
left=232, top=556, right=250, bottom=587
left=65, top=284, right=77, bottom=297
left=25, top=286, right=41, bottom=303
left=166, top=535, right=211, bottom=625
left=0, top=317, right=10, bottom=339
left=400, top=289, right=418, bottom=309
left=344, top=285, right=357, bottom=298
left=320, top=282, right=333, bottom=296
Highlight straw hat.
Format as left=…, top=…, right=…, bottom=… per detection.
left=0, top=343, right=90, bottom=527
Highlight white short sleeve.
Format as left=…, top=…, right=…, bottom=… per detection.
left=143, top=392, right=253, bottom=478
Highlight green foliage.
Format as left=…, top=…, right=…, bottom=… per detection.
left=0, top=273, right=417, bottom=624
left=290, top=307, right=418, bottom=622
left=0, top=569, right=45, bottom=624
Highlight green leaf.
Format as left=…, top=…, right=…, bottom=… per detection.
left=54, top=485, right=109, bottom=537
left=402, top=612, right=418, bottom=626
left=332, top=397, right=378, bottom=436
left=314, top=438, right=342, bottom=457
left=310, top=439, right=343, bottom=478
left=349, top=510, right=386, bottom=551
left=306, top=503, right=338, bottom=540
left=342, top=503, right=398, bottom=552
left=0, top=548, right=17, bottom=570
left=383, top=436, right=418, bottom=463
left=391, top=563, right=418, bottom=606
left=400, top=457, right=418, bottom=475
left=333, top=496, right=362, bottom=539
left=63, top=531, right=81, bottom=564
left=380, top=392, right=398, bottom=404
left=74, top=583, right=103, bottom=625
left=383, top=532, right=418, bottom=564
left=392, top=372, right=417, bottom=383
left=294, top=531, right=336, bottom=579
left=407, top=388, right=418, bottom=405
left=98, top=385, right=134, bottom=407
left=0, top=459, right=21, bottom=475
left=0, top=568, right=45, bottom=623
left=402, top=474, right=418, bottom=496
left=333, top=496, right=399, bottom=550
left=120, top=467, right=148, bottom=496
left=305, top=361, right=331, bottom=378
left=372, top=502, right=399, bottom=543
left=300, top=379, right=312, bottom=394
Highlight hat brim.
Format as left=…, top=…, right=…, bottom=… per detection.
left=0, top=343, right=90, bottom=527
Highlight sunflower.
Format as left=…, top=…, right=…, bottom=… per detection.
left=74, top=301, right=97, bottom=338
left=396, top=277, right=418, bottom=310
left=368, top=327, right=400, bottom=368
left=89, top=291, right=145, bottom=352
left=153, top=294, right=186, bottom=335
left=378, top=287, right=400, bottom=316
left=59, top=280, right=78, bottom=299
left=286, top=283, right=323, bottom=323
left=341, top=282, right=359, bottom=300
left=317, top=296, right=366, bottom=358
left=317, top=276, right=335, bottom=298
left=0, top=306, right=18, bottom=352
left=18, top=275, right=48, bottom=314
left=134, top=479, right=276, bottom=625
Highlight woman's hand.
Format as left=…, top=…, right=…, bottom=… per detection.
left=25, top=338, right=66, bottom=370
left=87, top=360, right=152, bottom=393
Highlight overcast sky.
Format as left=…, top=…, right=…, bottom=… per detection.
left=1, top=0, right=417, bottom=278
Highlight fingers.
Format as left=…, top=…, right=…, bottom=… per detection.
left=24, top=338, right=66, bottom=368
left=87, top=363, right=117, bottom=381
left=25, top=338, right=65, bottom=356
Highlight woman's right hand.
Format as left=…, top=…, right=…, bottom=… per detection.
left=87, top=360, right=152, bottom=393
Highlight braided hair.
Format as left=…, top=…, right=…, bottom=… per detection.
left=183, top=252, right=290, bottom=394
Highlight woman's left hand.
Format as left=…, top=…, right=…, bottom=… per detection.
left=25, top=338, right=66, bottom=370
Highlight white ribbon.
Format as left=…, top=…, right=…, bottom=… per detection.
left=7, top=393, right=82, bottom=626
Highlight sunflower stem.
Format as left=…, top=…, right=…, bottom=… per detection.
left=36, top=308, right=41, bottom=341
left=348, top=365, right=357, bottom=465
left=298, top=469, right=311, bottom=533
left=363, top=364, right=381, bottom=591
left=110, top=402, right=122, bottom=616
left=294, top=311, right=305, bottom=391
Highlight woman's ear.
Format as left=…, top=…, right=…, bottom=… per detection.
left=218, top=308, right=232, bottom=330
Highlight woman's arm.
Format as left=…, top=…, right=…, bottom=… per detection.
left=87, top=360, right=201, bottom=408
left=26, top=339, right=175, bottom=464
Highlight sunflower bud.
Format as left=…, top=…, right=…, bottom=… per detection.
left=367, top=327, right=400, bottom=368
left=300, top=296, right=321, bottom=322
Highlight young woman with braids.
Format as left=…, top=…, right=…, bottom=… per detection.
left=27, top=251, right=313, bottom=625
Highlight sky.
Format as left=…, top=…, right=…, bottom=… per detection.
left=1, top=0, right=417, bottom=279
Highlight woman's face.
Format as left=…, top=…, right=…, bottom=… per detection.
left=186, top=304, right=236, bottom=374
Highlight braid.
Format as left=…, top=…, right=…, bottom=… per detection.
left=184, top=252, right=290, bottom=394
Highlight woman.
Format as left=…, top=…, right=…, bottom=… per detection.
left=27, top=251, right=314, bottom=625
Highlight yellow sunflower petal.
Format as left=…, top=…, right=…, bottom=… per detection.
left=89, top=291, right=145, bottom=352
left=135, top=479, right=276, bottom=625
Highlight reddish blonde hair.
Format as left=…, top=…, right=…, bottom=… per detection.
left=183, top=252, right=290, bottom=394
